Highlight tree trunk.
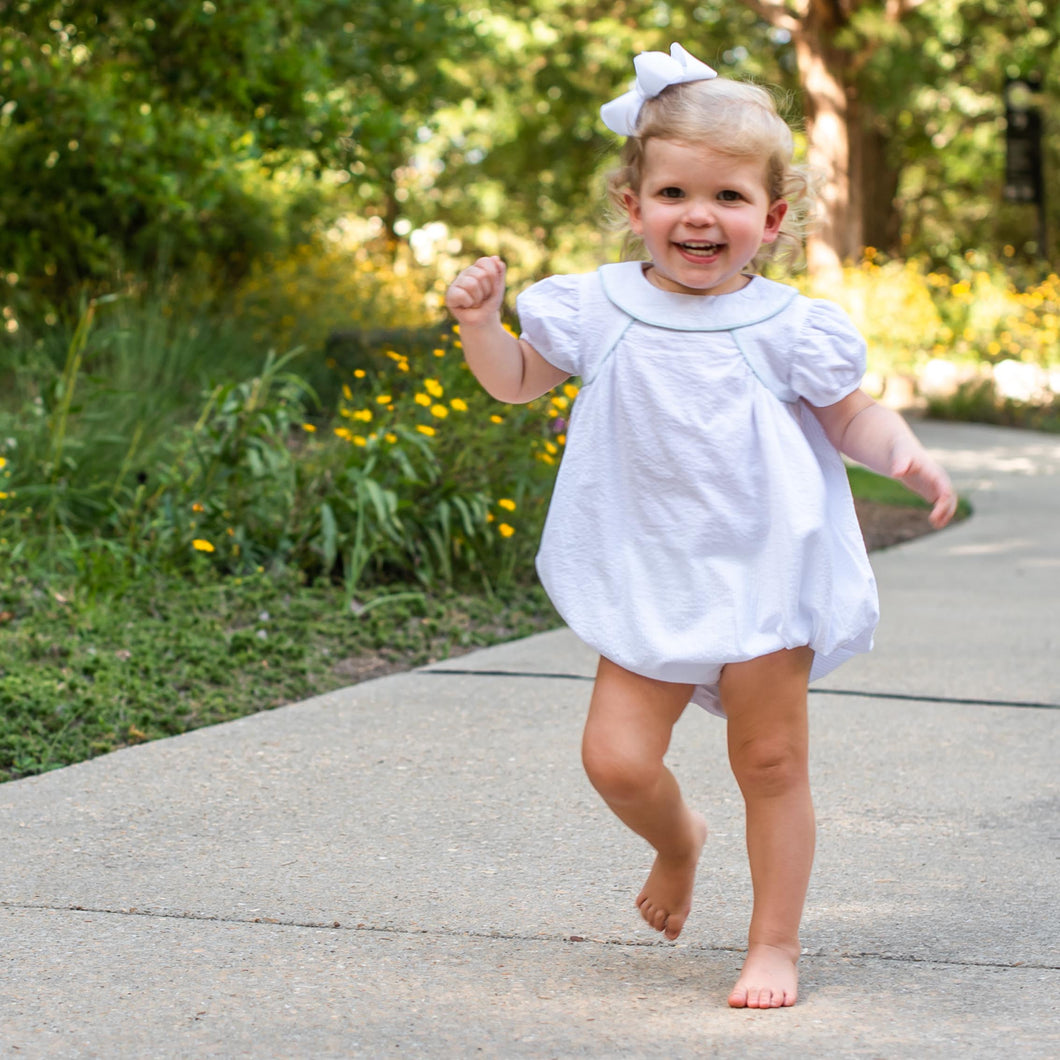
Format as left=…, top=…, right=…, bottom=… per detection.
left=793, top=2, right=861, bottom=288
left=858, top=119, right=902, bottom=255
left=743, top=0, right=906, bottom=281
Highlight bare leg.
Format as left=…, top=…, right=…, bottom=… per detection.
left=581, top=658, right=706, bottom=940
left=721, top=647, right=815, bottom=1009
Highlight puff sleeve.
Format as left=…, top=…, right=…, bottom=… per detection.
left=789, top=299, right=867, bottom=407
left=515, top=274, right=583, bottom=377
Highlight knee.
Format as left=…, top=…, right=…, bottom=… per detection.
left=730, top=737, right=807, bottom=799
left=582, top=733, right=660, bottom=805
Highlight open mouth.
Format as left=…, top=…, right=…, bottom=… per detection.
left=676, top=241, right=722, bottom=256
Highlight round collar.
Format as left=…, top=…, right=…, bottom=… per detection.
left=597, top=261, right=798, bottom=331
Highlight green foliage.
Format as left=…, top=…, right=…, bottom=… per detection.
left=231, top=238, right=441, bottom=358
left=0, top=569, right=559, bottom=782
left=2, top=0, right=1059, bottom=322
left=927, top=378, right=1060, bottom=434
left=0, top=294, right=563, bottom=595
left=0, top=0, right=454, bottom=303
left=869, top=0, right=1060, bottom=267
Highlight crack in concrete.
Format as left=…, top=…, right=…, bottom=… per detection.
left=3, top=900, right=1056, bottom=972
left=419, top=669, right=1060, bottom=711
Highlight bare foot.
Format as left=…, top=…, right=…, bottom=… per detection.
left=634, top=811, right=708, bottom=940
left=728, top=942, right=800, bottom=1008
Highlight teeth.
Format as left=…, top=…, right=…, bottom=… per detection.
left=680, top=242, right=719, bottom=252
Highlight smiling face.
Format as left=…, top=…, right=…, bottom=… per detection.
left=623, top=138, right=788, bottom=297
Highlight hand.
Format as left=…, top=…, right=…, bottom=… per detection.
left=889, top=437, right=959, bottom=529
left=445, top=255, right=508, bottom=327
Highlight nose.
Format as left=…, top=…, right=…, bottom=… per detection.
left=683, top=197, right=716, bottom=226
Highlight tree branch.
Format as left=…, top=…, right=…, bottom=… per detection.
left=738, top=0, right=804, bottom=36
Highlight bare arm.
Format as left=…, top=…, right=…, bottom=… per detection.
left=445, top=256, right=569, bottom=404
left=812, top=388, right=958, bottom=529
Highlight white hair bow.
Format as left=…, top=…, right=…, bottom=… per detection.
left=600, top=43, right=718, bottom=136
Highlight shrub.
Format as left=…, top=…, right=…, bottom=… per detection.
left=805, top=256, right=1060, bottom=384
left=0, top=298, right=573, bottom=596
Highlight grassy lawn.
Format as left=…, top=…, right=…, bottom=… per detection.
left=0, top=466, right=962, bottom=784
left=0, top=573, right=559, bottom=783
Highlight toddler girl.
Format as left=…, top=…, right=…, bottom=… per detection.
left=445, top=43, right=956, bottom=1009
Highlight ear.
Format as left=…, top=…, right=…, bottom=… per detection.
left=760, top=199, right=788, bottom=244
left=623, top=189, right=644, bottom=235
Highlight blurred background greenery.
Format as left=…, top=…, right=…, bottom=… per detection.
left=0, top=1, right=1057, bottom=778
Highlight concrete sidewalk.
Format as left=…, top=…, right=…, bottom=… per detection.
left=1, top=421, right=1058, bottom=1058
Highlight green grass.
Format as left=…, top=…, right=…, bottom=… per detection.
left=0, top=571, right=559, bottom=783
left=846, top=464, right=933, bottom=507
left=847, top=464, right=973, bottom=519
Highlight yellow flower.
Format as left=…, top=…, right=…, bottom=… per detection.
left=433, top=348, right=445, bottom=357
left=425, top=378, right=444, bottom=398
left=430, top=404, right=449, bottom=419
left=353, top=409, right=373, bottom=422
left=302, top=423, right=317, bottom=433
left=354, top=369, right=366, bottom=379
left=563, top=384, right=580, bottom=400
left=376, top=394, right=392, bottom=404
left=498, top=498, right=516, bottom=511
left=334, top=427, right=353, bottom=441
left=192, top=539, right=215, bottom=553
left=416, top=424, right=436, bottom=437
left=342, top=383, right=353, bottom=400
left=0, top=457, right=6, bottom=469
left=498, top=523, right=515, bottom=538
left=490, top=414, right=504, bottom=424
left=353, top=435, right=368, bottom=447
left=449, top=398, right=468, bottom=412
left=414, top=392, right=431, bottom=407
left=384, top=432, right=398, bottom=444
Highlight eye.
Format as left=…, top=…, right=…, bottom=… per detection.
left=718, top=189, right=744, bottom=202
left=658, top=186, right=685, bottom=199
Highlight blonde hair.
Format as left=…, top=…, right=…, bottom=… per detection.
left=605, top=77, right=814, bottom=271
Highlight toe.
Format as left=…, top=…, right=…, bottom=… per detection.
left=664, top=913, right=685, bottom=940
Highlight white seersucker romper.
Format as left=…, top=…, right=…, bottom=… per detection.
left=517, top=261, right=880, bottom=717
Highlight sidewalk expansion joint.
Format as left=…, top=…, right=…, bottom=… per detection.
left=419, top=669, right=1060, bottom=711
left=4, top=900, right=1056, bottom=972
